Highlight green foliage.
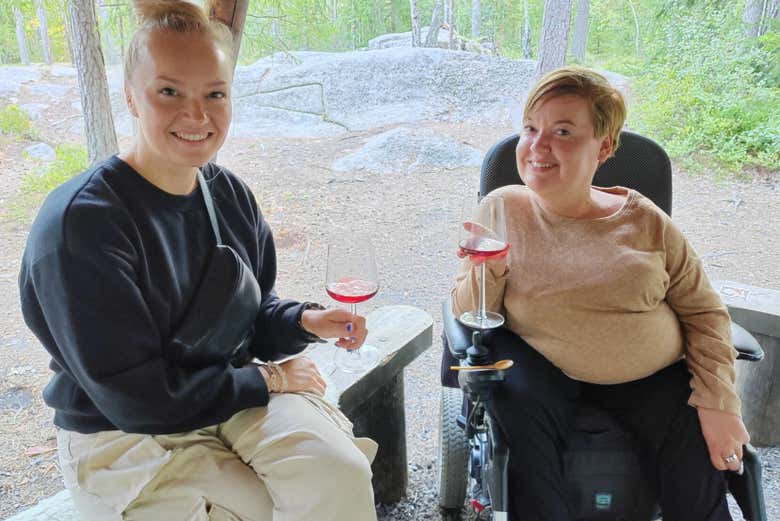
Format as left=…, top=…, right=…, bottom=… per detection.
left=622, top=3, right=780, bottom=172
left=0, top=104, right=35, bottom=138
left=5, top=144, right=87, bottom=223
left=21, top=143, right=87, bottom=195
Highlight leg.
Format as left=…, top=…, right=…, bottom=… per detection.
left=583, top=361, right=732, bottom=521
left=486, top=332, right=580, bottom=521
left=57, top=428, right=273, bottom=521
left=220, top=393, right=377, bottom=521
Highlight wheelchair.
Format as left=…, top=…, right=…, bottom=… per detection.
left=437, top=131, right=768, bottom=521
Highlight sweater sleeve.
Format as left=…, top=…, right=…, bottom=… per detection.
left=451, top=256, right=510, bottom=318
left=22, top=243, right=271, bottom=434
left=662, top=218, right=741, bottom=415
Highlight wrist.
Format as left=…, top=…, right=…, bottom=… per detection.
left=297, top=302, right=326, bottom=342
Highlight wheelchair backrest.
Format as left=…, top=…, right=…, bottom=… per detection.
left=479, top=130, right=673, bottom=216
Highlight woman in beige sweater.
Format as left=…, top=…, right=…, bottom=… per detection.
left=452, top=67, right=749, bottom=521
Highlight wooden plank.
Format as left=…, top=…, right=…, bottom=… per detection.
left=208, top=0, right=249, bottom=64
left=307, top=305, right=434, bottom=416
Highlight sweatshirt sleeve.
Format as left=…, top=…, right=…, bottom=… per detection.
left=22, top=242, right=271, bottom=434
left=662, top=218, right=741, bottom=415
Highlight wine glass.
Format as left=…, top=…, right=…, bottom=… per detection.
left=326, top=235, right=380, bottom=373
left=457, top=194, right=509, bottom=329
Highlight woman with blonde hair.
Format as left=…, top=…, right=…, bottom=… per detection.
left=20, top=1, right=377, bottom=519
left=453, top=66, right=749, bottom=520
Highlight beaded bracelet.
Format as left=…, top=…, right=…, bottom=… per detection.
left=266, top=361, right=288, bottom=393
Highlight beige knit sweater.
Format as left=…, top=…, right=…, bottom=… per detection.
left=452, top=185, right=740, bottom=414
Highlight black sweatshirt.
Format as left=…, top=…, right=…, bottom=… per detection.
left=19, top=156, right=310, bottom=434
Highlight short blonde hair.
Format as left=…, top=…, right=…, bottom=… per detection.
left=124, top=0, right=234, bottom=82
left=524, top=66, right=626, bottom=155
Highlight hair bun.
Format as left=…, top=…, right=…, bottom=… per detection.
left=132, top=0, right=207, bottom=24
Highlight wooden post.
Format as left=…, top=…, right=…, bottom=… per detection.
left=351, top=373, right=408, bottom=504
left=208, top=0, right=249, bottom=66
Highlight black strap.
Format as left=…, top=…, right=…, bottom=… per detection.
left=197, top=170, right=222, bottom=246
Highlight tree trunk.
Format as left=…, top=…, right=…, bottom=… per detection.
left=743, top=0, right=763, bottom=38
left=425, top=0, right=443, bottom=47
left=409, top=0, right=421, bottom=46
left=761, top=0, right=779, bottom=36
left=14, top=4, right=30, bottom=65
left=68, top=0, right=118, bottom=164
left=571, top=0, right=588, bottom=62
left=36, top=0, right=52, bottom=64
left=626, top=0, right=640, bottom=55
left=535, top=0, right=573, bottom=78
left=471, top=0, right=481, bottom=39
left=446, top=0, right=455, bottom=49
left=61, top=5, right=74, bottom=62
left=209, top=0, right=249, bottom=66
left=522, top=0, right=532, bottom=58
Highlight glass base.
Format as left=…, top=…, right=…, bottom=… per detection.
left=334, top=344, right=379, bottom=373
left=459, top=310, right=505, bottom=330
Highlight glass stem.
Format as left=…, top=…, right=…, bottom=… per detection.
left=350, top=303, right=358, bottom=354
left=479, top=261, right=487, bottom=323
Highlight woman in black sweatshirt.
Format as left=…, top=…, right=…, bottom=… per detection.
left=19, top=1, right=377, bottom=519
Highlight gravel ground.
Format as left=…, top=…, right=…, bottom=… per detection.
left=1, top=109, right=778, bottom=520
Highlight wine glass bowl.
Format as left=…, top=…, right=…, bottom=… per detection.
left=326, top=237, right=380, bottom=373
left=457, top=194, right=508, bottom=330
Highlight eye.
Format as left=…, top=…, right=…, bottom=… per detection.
left=209, top=91, right=226, bottom=99
left=160, top=87, right=177, bottom=96
left=555, top=128, right=572, bottom=136
left=522, top=125, right=536, bottom=134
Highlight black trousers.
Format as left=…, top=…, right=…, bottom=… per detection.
left=486, top=334, right=732, bottom=521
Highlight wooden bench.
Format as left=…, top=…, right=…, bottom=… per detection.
left=8, top=304, right=433, bottom=520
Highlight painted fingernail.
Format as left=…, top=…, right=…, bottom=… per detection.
left=346, top=322, right=353, bottom=333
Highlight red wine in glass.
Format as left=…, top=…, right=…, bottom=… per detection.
left=458, top=237, right=509, bottom=261
left=326, top=237, right=380, bottom=373
left=458, top=194, right=508, bottom=329
left=326, top=278, right=379, bottom=304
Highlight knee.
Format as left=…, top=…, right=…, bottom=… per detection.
left=308, top=440, right=373, bottom=492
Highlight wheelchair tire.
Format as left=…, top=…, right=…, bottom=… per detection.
left=438, top=386, right=469, bottom=512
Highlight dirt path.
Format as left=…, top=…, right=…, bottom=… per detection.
left=1, top=72, right=778, bottom=520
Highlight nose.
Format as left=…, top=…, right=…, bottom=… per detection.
left=529, top=131, right=550, bottom=152
left=183, top=97, right=208, bottom=123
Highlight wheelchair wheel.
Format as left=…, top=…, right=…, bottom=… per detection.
left=438, top=386, right=469, bottom=513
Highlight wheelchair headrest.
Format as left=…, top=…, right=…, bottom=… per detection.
left=479, top=130, right=673, bottom=216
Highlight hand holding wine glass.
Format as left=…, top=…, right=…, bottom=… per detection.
left=326, top=235, right=380, bottom=373
left=457, top=194, right=509, bottom=329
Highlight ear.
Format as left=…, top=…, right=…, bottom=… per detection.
left=596, top=135, right=613, bottom=164
left=125, top=85, right=138, bottom=118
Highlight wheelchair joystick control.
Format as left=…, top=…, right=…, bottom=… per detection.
left=466, top=330, right=490, bottom=366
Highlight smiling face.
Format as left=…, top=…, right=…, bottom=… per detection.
left=124, top=29, right=232, bottom=178
left=516, top=94, right=613, bottom=205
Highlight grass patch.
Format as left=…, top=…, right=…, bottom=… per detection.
left=0, top=104, right=36, bottom=140
left=3, top=144, right=88, bottom=223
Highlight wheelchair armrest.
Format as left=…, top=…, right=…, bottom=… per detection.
left=731, top=322, right=764, bottom=362
left=726, top=444, right=767, bottom=521
left=442, top=299, right=472, bottom=360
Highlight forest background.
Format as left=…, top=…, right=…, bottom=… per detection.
left=0, top=0, right=778, bottom=178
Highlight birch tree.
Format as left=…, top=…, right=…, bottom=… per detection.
left=409, top=0, right=421, bottom=46
left=425, top=0, right=443, bottom=47
left=522, top=0, right=532, bottom=58
left=68, top=0, right=118, bottom=164
left=536, top=0, right=573, bottom=78
left=743, top=0, right=763, bottom=37
left=14, top=4, right=30, bottom=64
left=471, top=0, right=481, bottom=38
left=571, top=0, right=588, bottom=62
left=35, top=0, right=52, bottom=64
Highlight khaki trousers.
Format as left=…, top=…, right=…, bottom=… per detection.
left=57, top=394, right=378, bottom=521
